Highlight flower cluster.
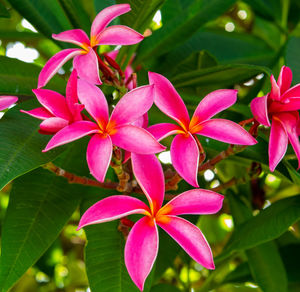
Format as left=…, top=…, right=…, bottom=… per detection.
left=8, top=3, right=298, bottom=291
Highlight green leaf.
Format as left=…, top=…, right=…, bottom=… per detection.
left=170, top=64, right=270, bottom=89
left=7, top=0, right=73, bottom=42
left=0, top=2, right=10, bottom=18
left=243, top=0, right=282, bottom=21
left=94, top=0, right=116, bottom=13
left=0, top=168, right=81, bottom=291
left=116, top=0, right=165, bottom=69
left=136, top=0, right=236, bottom=62
left=222, top=194, right=300, bottom=257
left=246, top=242, right=287, bottom=292
left=151, top=283, right=181, bottom=292
left=286, top=37, right=300, bottom=83
left=59, top=0, right=92, bottom=32
left=0, top=56, right=66, bottom=97
left=0, top=99, right=64, bottom=190
left=227, top=192, right=288, bottom=292
left=81, top=197, right=154, bottom=292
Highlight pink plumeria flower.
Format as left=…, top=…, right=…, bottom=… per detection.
left=42, top=81, right=165, bottom=182
left=78, top=153, right=224, bottom=291
left=251, top=66, right=300, bottom=171
left=21, top=70, right=84, bottom=134
left=0, top=96, right=18, bottom=111
left=148, top=72, right=257, bottom=187
left=106, top=50, right=135, bottom=89
left=38, top=4, right=144, bottom=88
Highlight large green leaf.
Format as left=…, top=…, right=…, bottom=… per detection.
left=221, top=195, right=300, bottom=256
left=227, top=192, right=288, bottom=292
left=0, top=99, right=64, bottom=190
left=0, top=2, right=10, bottom=18
left=81, top=197, right=154, bottom=292
left=286, top=37, right=300, bottom=84
left=7, top=0, right=73, bottom=43
left=0, top=168, right=82, bottom=292
left=116, top=0, right=165, bottom=69
left=136, top=0, right=236, bottom=62
left=0, top=56, right=65, bottom=97
left=170, top=64, right=270, bottom=89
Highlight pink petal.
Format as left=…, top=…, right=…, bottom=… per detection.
left=149, top=72, right=190, bottom=129
left=157, top=215, right=214, bottom=270
left=52, top=29, right=90, bottom=47
left=20, top=107, right=53, bottom=120
left=32, top=89, right=71, bottom=120
left=73, top=49, right=102, bottom=85
left=170, top=133, right=199, bottom=187
left=78, top=195, right=149, bottom=229
left=97, top=25, right=144, bottom=45
left=269, top=98, right=300, bottom=113
left=66, top=69, right=83, bottom=121
left=277, top=66, right=292, bottom=95
left=132, top=113, right=148, bottom=128
left=196, top=119, right=257, bottom=145
left=91, top=4, right=131, bottom=39
left=0, top=96, right=18, bottom=111
left=110, top=85, right=154, bottom=126
left=38, top=49, right=82, bottom=88
left=40, top=117, right=69, bottom=133
left=43, top=121, right=99, bottom=152
left=106, top=50, right=118, bottom=60
left=147, top=123, right=182, bottom=141
left=269, top=116, right=288, bottom=171
left=125, top=216, right=158, bottom=291
left=190, top=89, right=237, bottom=126
left=131, top=153, right=164, bottom=213
left=250, top=95, right=271, bottom=126
left=110, top=125, right=166, bottom=154
left=281, top=84, right=300, bottom=101
left=86, top=134, right=112, bottom=182
left=159, top=189, right=224, bottom=216
left=269, top=75, right=281, bottom=101
left=276, top=112, right=300, bottom=169
left=77, top=79, right=109, bottom=126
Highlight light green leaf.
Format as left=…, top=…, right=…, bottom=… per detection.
left=136, top=0, right=236, bottom=62
left=0, top=168, right=82, bottom=292
left=0, top=99, right=64, bottom=190
left=0, top=56, right=66, bottom=97
left=7, top=0, right=73, bottom=43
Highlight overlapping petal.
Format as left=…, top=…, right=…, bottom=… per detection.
left=110, top=125, right=165, bottom=154
left=73, top=49, right=102, bottom=85
left=39, top=117, right=68, bottom=133
left=86, top=134, right=113, bottom=182
left=38, top=49, right=82, bottom=88
left=131, top=154, right=164, bottom=213
left=32, top=89, right=71, bottom=120
left=20, top=107, right=53, bottom=120
left=66, top=69, right=82, bottom=120
left=43, top=121, right=99, bottom=152
left=196, top=119, right=257, bottom=145
left=281, top=84, right=300, bottom=101
left=250, top=95, right=271, bottom=126
left=269, top=75, right=281, bottom=101
left=269, top=116, right=288, bottom=171
left=52, top=29, right=90, bottom=47
left=91, top=4, right=131, bottom=39
left=190, top=89, right=237, bottom=126
left=125, top=216, right=158, bottom=291
left=0, top=96, right=18, bottom=111
left=277, top=65, right=292, bottom=95
left=149, top=72, right=190, bottom=129
left=159, top=189, right=224, bottom=216
left=147, top=123, right=182, bottom=141
left=269, top=98, right=300, bottom=113
left=110, top=85, right=154, bottom=126
left=78, top=195, right=149, bottom=229
left=97, top=25, right=144, bottom=45
left=77, top=79, right=109, bottom=126
left=170, top=133, right=199, bottom=187
left=157, top=216, right=214, bottom=270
